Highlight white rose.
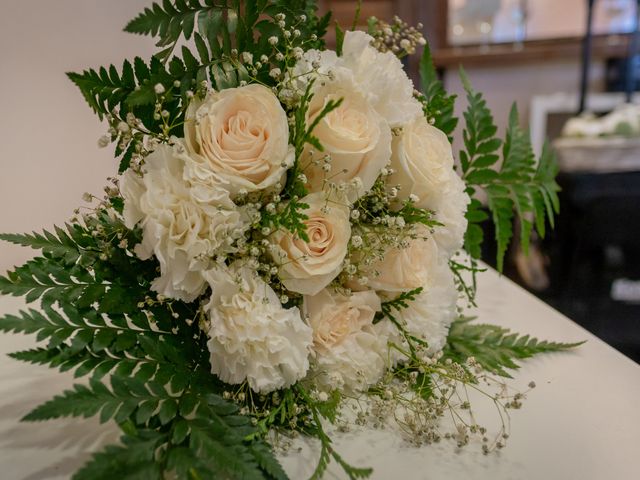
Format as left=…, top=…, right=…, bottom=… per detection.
left=377, top=259, right=459, bottom=363
left=388, top=116, right=455, bottom=211
left=304, top=288, right=387, bottom=392
left=204, top=265, right=312, bottom=393
left=353, top=225, right=440, bottom=293
left=302, top=80, right=391, bottom=200
left=183, top=83, right=293, bottom=197
left=297, top=31, right=422, bottom=128
left=121, top=144, right=247, bottom=302
left=388, top=116, right=470, bottom=256
left=271, top=192, right=350, bottom=295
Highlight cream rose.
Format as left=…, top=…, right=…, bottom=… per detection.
left=270, top=192, right=350, bottom=295
left=204, top=265, right=313, bottom=393
left=302, top=81, right=391, bottom=200
left=184, top=83, right=293, bottom=197
left=121, top=144, right=247, bottom=302
left=388, top=116, right=456, bottom=211
left=353, top=225, right=440, bottom=293
left=387, top=116, right=470, bottom=256
left=304, top=288, right=387, bottom=392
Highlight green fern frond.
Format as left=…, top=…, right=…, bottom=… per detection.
left=459, top=69, right=560, bottom=271
left=72, top=431, right=164, bottom=480
left=418, top=42, right=458, bottom=139
left=124, top=0, right=231, bottom=57
left=374, top=287, right=424, bottom=324
left=444, top=317, right=584, bottom=378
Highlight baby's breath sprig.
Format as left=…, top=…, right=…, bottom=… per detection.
left=368, top=16, right=427, bottom=57
left=360, top=318, right=531, bottom=454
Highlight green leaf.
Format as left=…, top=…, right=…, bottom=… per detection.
left=72, top=431, right=164, bottom=480
left=418, top=42, right=458, bottom=138
left=124, top=1, right=227, bottom=55
left=335, top=21, right=345, bottom=56
left=444, top=317, right=584, bottom=377
left=460, top=71, right=560, bottom=271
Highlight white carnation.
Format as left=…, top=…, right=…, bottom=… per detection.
left=431, top=170, right=469, bottom=256
left=297, top=31, right=422, bottom=127
left=204, top=265, right=313, bottom=393
left=121, top=144, right=247, bottom=302
left=377, top=259, right=459, bottom=364
left=304, top=289, right=388, bottom=392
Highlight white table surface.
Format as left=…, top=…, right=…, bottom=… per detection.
left=1, top=267, right=639, bottom=480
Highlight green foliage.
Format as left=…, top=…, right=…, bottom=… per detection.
left=0, top=211, right=286, bottom=479
left=335, top=21, right=345, bottom=56
left=394, top=202, right=441, bottom=229
left=124, top=0, right=232, bottom=61
left=0, top=227, right=85, bottom=265
left=418, top=43, right=458, bottom=139
left=297, top=387, right=372, bottom=480
left=459, top=69, right=560, bottom=271
left=261, top=79, right=344, bottom=242
left=374, top=287, right=424, bottom=324
left=444, top=317, right=584, bottom=378
left=70, top=397, right=288, bottom=480
left=72, top=431, right=164, bottom=480
left=449, top=258, right=485, bottom=307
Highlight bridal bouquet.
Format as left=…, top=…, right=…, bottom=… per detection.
left=0, top=1, right=580, bottom=479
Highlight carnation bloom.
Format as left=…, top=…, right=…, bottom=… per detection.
left=376, top=259, right=459, bottom=363
left=121, top=144, right=247, bottom=302
left=304, top=288, right=388, bottom=392
left=297, top=31, right=422, bottom=128
left=204, top=265, right=313, bottom=393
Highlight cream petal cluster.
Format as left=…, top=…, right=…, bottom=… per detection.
left=298, top=31, right=422, bottom=128
left=304, top=289, right=387, bottom=392
left=184, top=84, right=293, bottom=197
left=431, top=171, right=470, bottom=256
left=302, top=82, right=391, bottom=200
left=270, top=192, right=350, bottom=295
left=388, top=116, right=470, bottom=255
left=378, top=259, right=459, bottom=363
left=121, top=144, right=246, bottom=302
left=204, top=265, right=313, bottom=393
left=354, top=225, right=440, bottom=293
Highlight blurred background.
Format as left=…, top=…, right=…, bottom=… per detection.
left=1, top=0, right=639, bottom=361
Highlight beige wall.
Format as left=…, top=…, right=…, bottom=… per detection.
left=0, top=1, right=155, bottom=273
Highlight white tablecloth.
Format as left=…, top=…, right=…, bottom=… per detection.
left=1, top=267, right=639, bottom=480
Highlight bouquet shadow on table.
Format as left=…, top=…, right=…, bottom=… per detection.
left=0, top=1, right=583, bottom=479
